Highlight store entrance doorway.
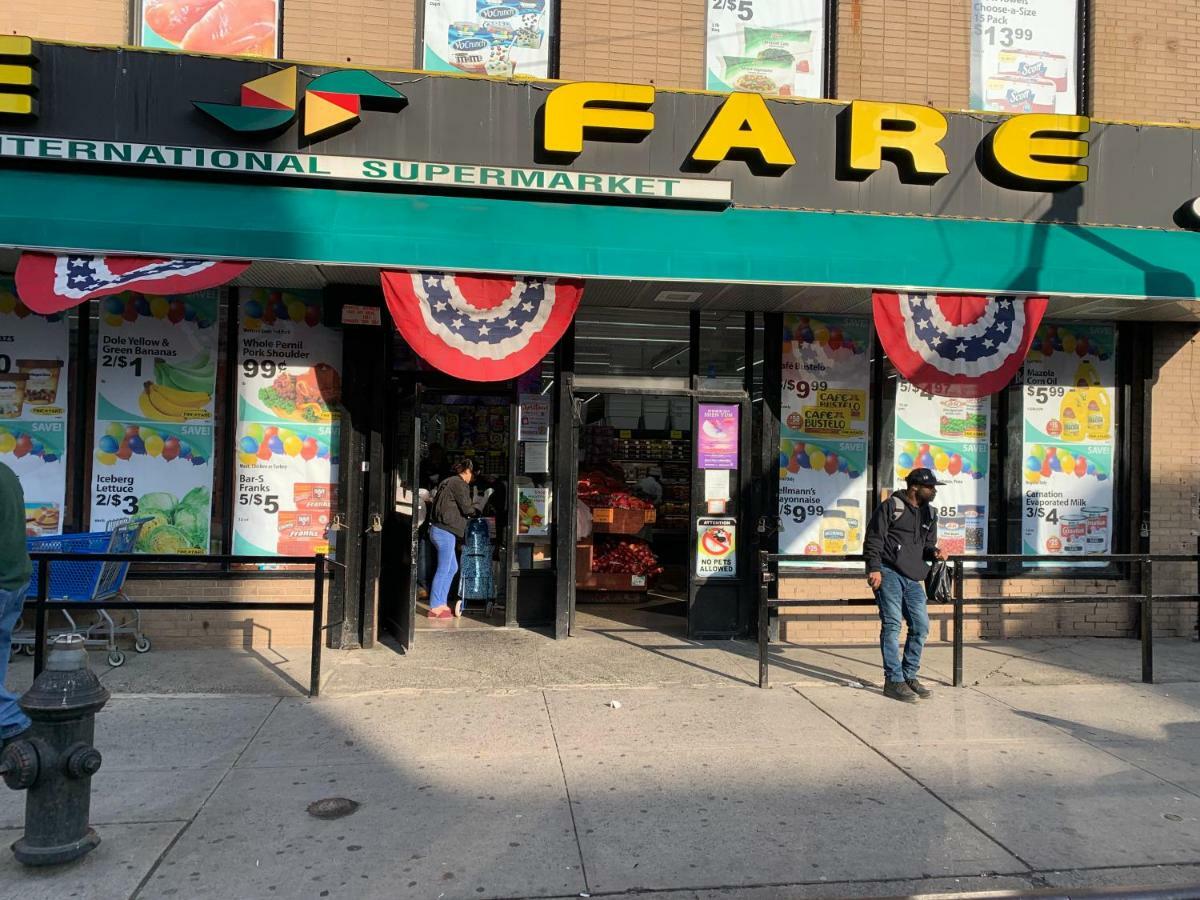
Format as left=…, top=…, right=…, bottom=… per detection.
left=568, top=386, right=751, bottom=640
left=574, top=389, right=693, bottom=633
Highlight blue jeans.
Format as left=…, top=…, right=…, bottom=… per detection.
left=1, top=586, right=31, bottom=740
left=875, top=566, right=929, bottom=684
left=429, top=526, right=458, bottom=610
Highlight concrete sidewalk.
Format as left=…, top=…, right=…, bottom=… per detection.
left=4, top=634, right=1200, bottom=899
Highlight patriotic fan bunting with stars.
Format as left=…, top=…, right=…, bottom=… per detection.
left=16, top=252, right=250, bottom=315
left=381, top=271, right=584, bottom=382
left=872, top=291, right=1048, bottom=398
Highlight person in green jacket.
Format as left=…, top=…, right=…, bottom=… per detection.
left=0, top=461, right=33, bottom=745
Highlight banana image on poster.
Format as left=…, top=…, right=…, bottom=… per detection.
left=137, top=352, right=216, bottom=422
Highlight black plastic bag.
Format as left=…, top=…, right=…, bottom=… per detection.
left=926, top=560, right=951, bottom=604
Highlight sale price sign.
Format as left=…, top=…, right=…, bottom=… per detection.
left=1020, top=323, right=1116, bottom=563
left=778, top=315, right=870, bottom=562
left=233, top=290, right=342, bottom=557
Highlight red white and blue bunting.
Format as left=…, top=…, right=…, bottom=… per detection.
left=872, top=291, right=1048, bottom=398
left=381, top=270, right=583, bottom=382
left=15, top=252, right=251, bottom=315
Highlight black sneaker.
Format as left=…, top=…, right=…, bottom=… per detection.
left=906, top=678, right=932, bottom=699
left=883, top=681, right=919, bottom=703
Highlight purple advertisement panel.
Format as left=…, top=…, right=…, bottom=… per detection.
left=697, top=404, right=739, bottom=470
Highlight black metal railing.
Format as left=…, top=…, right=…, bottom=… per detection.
left=26, top=553, right=338, bottom=697
left=757, top=547, right=1200, bottom=689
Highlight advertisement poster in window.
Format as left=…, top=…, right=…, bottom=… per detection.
left=706, top=0, right=825, bottom=98
left=423, top=0, right=554, bottom=79
left=138, top=0, right=281, bottom=58
left=0, top=278, right=69, bottom=536
left=778, top=315, right=870, bottom=563
left=90, top=291, right=219, bottom=553
left=970, top=0, right=1078, bottom=114
left=1020, top=323, right=1115, bottom=563
left=697, top=403, right=739, bottom=470
left=517, top=483, right=550, bottom=536
left=893, top=384, right=991, bottom=558
left=234, top=290, right=342, bottom=557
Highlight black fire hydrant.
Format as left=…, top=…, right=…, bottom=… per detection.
left=1, top=634, right=109, bottom=866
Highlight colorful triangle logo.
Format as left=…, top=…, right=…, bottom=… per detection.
left=195, top=66, right=298, bottom=132
left=194, top=66, right=406, bottom=138
left=301, top=70, right=406, bottom=138
left=304, top=91, right=361, bottom=137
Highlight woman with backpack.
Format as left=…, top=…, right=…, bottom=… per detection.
left=428, top=458, right=492, bottom=619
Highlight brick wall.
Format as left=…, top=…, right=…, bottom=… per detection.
left=1149, top=323, right=1200, bottom=636
left=556, top=0, right=706, bottom=88
left=1090, top=0, right=1200, bottom=123
left=282, top=0, right=417, bottom=68
left=122, top=576, right=326, bottom=649
left=835, top=0, right=970, bottom=108
left=0, top=0, right=129, bottom=45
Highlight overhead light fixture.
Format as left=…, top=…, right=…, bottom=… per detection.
left=653, top=290, right=703, bottom=305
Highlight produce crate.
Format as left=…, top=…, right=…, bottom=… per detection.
left=591, top=507, right=651, bottom=534
left=575, top=572, right=649, bottom=593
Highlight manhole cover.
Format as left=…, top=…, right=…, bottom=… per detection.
left=307, top=797, right=360, bottom=820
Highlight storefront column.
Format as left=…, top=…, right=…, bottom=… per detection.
left=553, top=324, right=577, bottom=639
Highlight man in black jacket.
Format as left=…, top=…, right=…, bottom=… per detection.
left=863, top=468, right=945, bottom=703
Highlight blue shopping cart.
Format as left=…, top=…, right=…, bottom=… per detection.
left=10, top=519, right=149, bottom=667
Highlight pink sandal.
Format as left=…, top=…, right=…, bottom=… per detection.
left=427, top=606, right=453, bottom=619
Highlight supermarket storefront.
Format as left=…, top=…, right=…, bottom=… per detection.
left=2, top=39, right=1198, bottom=651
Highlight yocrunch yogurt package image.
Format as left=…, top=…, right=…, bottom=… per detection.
left=424, top=0, right=551, bottom=77
left=476, top=0, right=520, bottom=26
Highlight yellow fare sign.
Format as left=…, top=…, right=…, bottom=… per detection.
left=542, top=83, right=1091, bottom=187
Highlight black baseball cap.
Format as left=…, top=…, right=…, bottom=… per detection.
left=905, top=467, right=945, bottom=487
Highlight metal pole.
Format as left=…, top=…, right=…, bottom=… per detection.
left=1141, top=558, right=1154, bottom=685
left=758, top=550, right=769, bottom=689
left=953, top=558, right=964, bottom=688
left=1195, top=535, right=1199, bottom=642
left=310, top=554, right=326, bottom=698
left=33, top=558, right=49, bottom=677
